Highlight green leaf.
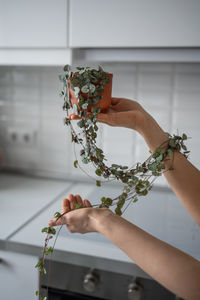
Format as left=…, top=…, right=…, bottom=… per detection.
left=58, top=74, right=66, bottom=82
left=59, top=90, right=64, bottom=97
left=96, top=180, right=101, bottom=187
left=90, top=97, right=99, bottom=105
left=89, top=83, right=96, bottom=93
left=74, top=160, right=78, bottom=168
left=44, top=227, right=56, bottom=235
left=40, top=267, right=47, bottom=275
left=115, top=207, right=122, bottom=216
left=81, top=85, right=89, bottom=93
left=73, top=104, right=79, bottom=115
left=167, top=149, right=173, bottom=157
left=156, top=154, right=164, bottom=162
left=184, top=150, right=190, bottom=154
left=75, top=203, right=83, bottom=209
left=111, top=164, right=120, bottom=169
left=182, top=133, right=187, bottom=140
left=142, top=189, right=148, bottom=196
left=82, top=103, right=88, bottom=109
left=82, top=157, right=89, bottom=164
left=100, top=197, right=113, bottom=208
left=54, top=212, right=61, bottom=218
left=77, top=119, right=85, bottom=128
left=95, top=169, right=102, bottom=176
left=35, top=260, right=43, bottom=269
left=63, top=64, right=71, bottom=72
left=35, top=290, right=39, bottom=296
left=169, top=139, right=176, bottom=148
left=132, top=196, right=138, bottom=203
left=101, top=197, right=106, bottom=203
left=45, top=247, right=53, bottom=255
left=94, top=124, right=98, bottom=131
left=182, top=144, right=187, bottom=151
left=148, top=162, right=157, bottom=171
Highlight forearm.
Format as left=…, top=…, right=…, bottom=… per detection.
left=137, top=113, right=200, bottom=225
left=95, top=211, right=200, bottom=300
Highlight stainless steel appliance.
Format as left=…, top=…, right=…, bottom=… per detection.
left=40, top=260, right=176, bottom=300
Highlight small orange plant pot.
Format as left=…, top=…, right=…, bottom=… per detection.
left=69, top=73, right=113, bottom=112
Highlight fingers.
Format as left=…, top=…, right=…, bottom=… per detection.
left=62, top=198, right=70, bottom=214
left=66, top=194, right=88, bottom=210
left=75, top=194, right=83, bottom=207
left=84, top=199, right=92, bottom=207
left=67, top=194, right=77, bottom=210
left=97, top=113, right=109, bottom=124
left=67, top=113, right=81, bottom=120
left=67, top=112, right=92, bottom=120
left=48, top=194, right=92, bottom=228
left=98, top=112, right=116, bottom=126
left=111, top=97, right=121, bottom=105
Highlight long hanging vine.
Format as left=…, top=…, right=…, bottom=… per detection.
left=35, top=65, right=190, bottom=300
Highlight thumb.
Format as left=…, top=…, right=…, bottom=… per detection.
left=48, top=215, right=66, bottom=227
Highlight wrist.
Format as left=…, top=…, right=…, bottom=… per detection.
left=89, top=208, right=116, bottom=234
left=137, top=113, right=169, bottom=152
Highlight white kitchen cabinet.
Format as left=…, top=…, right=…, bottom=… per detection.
left=0, top=250, right=38, bottom=300
left=0, top=0, right=68, bottom=48
left=70, top=0, right=200, bottom=48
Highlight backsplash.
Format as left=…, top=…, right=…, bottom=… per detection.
left=0, top=63, right=200, bottom=186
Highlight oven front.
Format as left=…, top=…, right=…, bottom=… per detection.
left=39, top=260, right=177, bottom=300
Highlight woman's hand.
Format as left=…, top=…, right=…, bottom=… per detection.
left=68, top=97, right=148, bottom=131
left=98, top=98, right=168, bottom=152
left=68, top=97, right=168, bottom=152
left=97, top=97, right=148, bottom=130
left=48, top=194, right=112, bottom=234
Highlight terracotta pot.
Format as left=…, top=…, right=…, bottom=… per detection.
left=69, top=73, right=113, bottom=112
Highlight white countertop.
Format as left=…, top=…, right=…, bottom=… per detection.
left=0, top=172, right=199, bottom=278
left=7, top=180, right=148, bottom=277
left=0, top=173, right=71, bottom=239
left=9, top=183, right=133, bottom=262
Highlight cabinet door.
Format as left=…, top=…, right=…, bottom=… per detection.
left=0, top=0, right=68, bottom=47
left=69, top=0, right=200, bottom=47
left=0, top=250, right=38, bottom=300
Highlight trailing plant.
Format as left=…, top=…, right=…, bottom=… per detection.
left=59, top=65, right=190, bottom=215
left=35, top=65, right=190, bottom=300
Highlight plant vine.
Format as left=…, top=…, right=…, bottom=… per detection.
left=35, top=65, right=190, bottom=300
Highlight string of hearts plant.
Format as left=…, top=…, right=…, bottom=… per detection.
left=35, top=65, right=190, bottom=300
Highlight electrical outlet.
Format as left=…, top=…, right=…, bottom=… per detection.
left=6, top=128, right=19, bottom=144
left=6, top=127, right=37, bottom=146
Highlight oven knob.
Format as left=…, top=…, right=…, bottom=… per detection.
left=83, top=272, right=99, bottom=293
left=128, top=282, right=142, bottom=300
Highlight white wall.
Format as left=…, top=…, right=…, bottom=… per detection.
left=0, top=63, right=199, bottom=186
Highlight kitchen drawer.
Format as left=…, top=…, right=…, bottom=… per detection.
left=0, top=250, right=38, bottom=300
left=0, top=0, right=68, bottom=48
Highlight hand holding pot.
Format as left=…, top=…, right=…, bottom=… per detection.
left=97, top=97, right=168, bottom=152
left=68, top=97, right=147, bottom=130
left=97, top=97, right=148, bottom=131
